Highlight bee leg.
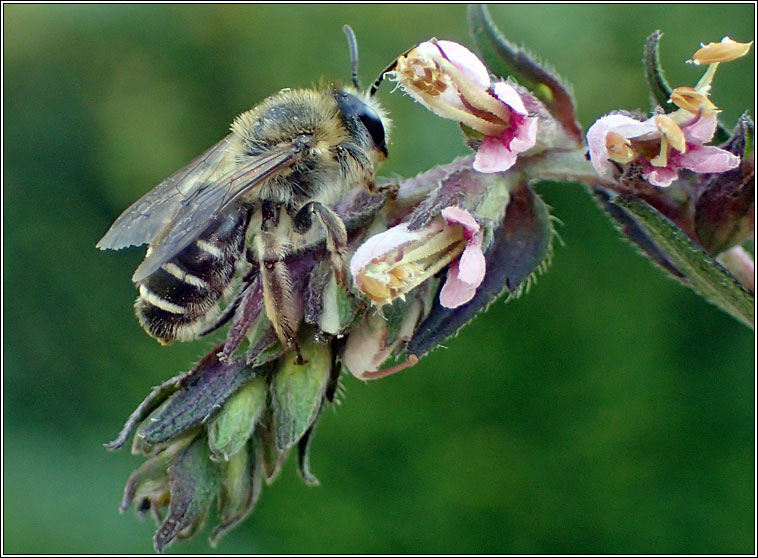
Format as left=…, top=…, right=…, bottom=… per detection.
left=373, top=180, right=399, bottom=200
left=257, top=202, right=306, bottom=364
left=261, top=258, right=305, bottom=364
left=294, top=202, right=348, bottom=285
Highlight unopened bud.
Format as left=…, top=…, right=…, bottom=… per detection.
left=271, top=339, right=331, bottom=451
left=208, top=376, right=268, bottom=461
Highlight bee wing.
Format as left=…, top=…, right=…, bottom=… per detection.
left=130, top=140, right=305, bottom=282
left=97, top=134, right=239, bottom=252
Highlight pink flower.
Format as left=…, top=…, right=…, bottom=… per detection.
left=350, top=206, right=486, bottom=308
left=437, top=207, right=486, bottom=307
left=586, top=112, right=740, bottom=187
left=390, top=39, right=538, bottom=173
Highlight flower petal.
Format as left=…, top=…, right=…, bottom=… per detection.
left=439, top=259, right=479, bottom=308
left=510, top=115, right=538, bottom=153
left=349, top=224, right=429, bottom=278
left=434, top=40, right=491, bottom=88
left=643, top=166, right=679, bottom=187
left=586, top=114, right=648, bottom=176
left=474, top=135, right=518, bottom=173
left=681, top=114, right=718, bottom=144
left=457, top=239, right=486, bottom=285
left=440, top=206, right=485, bottom=286
left=676, top=145, right=741, bottom=173
left=441, top=206, right=480, bottom=238
left=492, top=81, right=528, bottom=115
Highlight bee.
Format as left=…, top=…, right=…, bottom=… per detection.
left=97, top=26, right=391, bottom=361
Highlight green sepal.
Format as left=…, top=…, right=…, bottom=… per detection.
left=297, top=423, right=320, bottom=487
left=104, top=369, right=191, bottom=452
left=614, top=195, right=754, bottom=328
left=154, top=434, right=222, bottom=553
left=459, top=122, right=485, bottom=148
left=271, top=340, right=331, bottom=451
left=210, top=437, right=264, bottom=547
left=140, top=353, right=265, bottom=446
left=208, top=376, right=268, bottom=462
left=258, top=411, right=289, bottom=484
left=408, top=181, right=553, bottom=357
left=643, top=31, right=674, bottom=111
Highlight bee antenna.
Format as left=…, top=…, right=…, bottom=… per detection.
left=369, top=43, right=415, bottom=97
left=343, top=25, right=361, bottom=90
left=369, top=58, right=399, bottom=97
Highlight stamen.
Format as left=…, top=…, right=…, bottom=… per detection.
left=693, top=62, right=719, bottom=96
left=606, top=132, right=635, bottom=164
left=649, top=136, right=670, bottom=167
left=668, top=86, right=719, bottom=116
left=689, top=37, right=753, bottom=65
left=391, top=48, right=507, bottom=137
left=654, top=114, right=686, bottom=154
left=359, top=273, right=392, bottom=303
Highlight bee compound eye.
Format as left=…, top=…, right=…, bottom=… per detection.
left=356, top=105, right=386, bottom=156
left=339, top=93, right=387, bottom=156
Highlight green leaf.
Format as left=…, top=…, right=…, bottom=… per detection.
left=614, top=195, right=754, bottom=328
left=593, top=186, right=686, bottom=282
left=467, top=4, right=582, bottom=144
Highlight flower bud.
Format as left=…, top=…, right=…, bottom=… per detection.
left=271, top=338, right=331, bottom=450
left=305, top=259, right=358, bottom=336
left=208, top=376, right=268, bottom=461
left=211, top=438, right=263, bottom=546
left=717, top=246, right=755, bottom=293
left=154, top=435, right=221, bottom=552
left=389, top=39, right=538, bottom=173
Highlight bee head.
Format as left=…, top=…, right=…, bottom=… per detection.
left=336, top=91, right=388, bottom=158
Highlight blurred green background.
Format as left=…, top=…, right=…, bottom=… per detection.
left=3, top=4, right=754, bottom=554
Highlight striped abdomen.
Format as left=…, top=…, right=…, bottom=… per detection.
left=135, top=207, right=252, bottom=343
